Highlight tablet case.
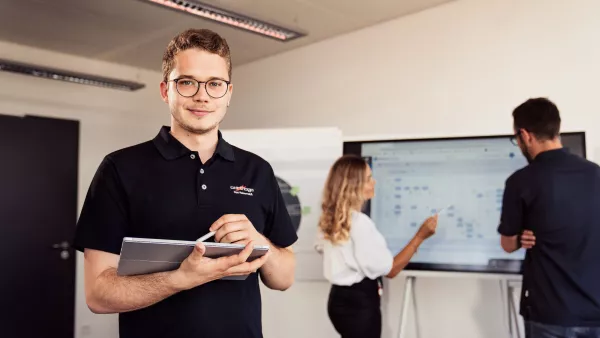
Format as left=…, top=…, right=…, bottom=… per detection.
left=117, top=237, right=270, bottom=280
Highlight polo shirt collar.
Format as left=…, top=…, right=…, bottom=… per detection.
left=153, top=126, right=235, bottom=162
left=535, top=147, right=568, bottom=161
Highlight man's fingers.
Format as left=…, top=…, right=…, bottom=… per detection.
left=210, top=214, right=247, bottom=232
left=188, top=242, right=206, bottom=263
left=236, top=241, right=254, bottom=262
left=214, top=221, right=247, bottom=242
left=225, top=250, right=270, bottom=276
left=216, top=241, right=254, bottom=268
left=220, top=231, right=250, bottom=244
left=521, top=231, right=535, bottom=249
left=521, top=235, right=536, bottom=243
left=249, top=250, right=270, bottom=269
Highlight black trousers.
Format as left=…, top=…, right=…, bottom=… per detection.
left=327, top=278, right=382, bottom=338
left=525, top=321, right=600, bottom=338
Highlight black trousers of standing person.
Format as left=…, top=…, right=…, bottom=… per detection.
left=327, top=278, right=382, bottom=338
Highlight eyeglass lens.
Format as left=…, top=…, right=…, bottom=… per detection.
left=176, top=78, right=228, bottom=98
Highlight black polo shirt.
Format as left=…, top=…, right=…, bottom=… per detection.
left=498, top=148, right=600, bottom=326
left=74, top=126, right=298, bottom=338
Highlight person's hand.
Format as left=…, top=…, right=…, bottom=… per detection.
left=210, top=214, right=268, bottom=246
left=520, top=230, right=536, bottom=249
left=172, top=241, right=269, bottom=291
left=416, top=214, right=438, bottom=240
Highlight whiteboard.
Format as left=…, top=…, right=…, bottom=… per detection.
left=344, top=132, right=586, bottom=274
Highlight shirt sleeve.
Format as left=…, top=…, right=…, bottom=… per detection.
left=262, top=164, right=299, bottom=248
left=350, top=213, right=394, bottom=279
left=497, top=174, right=524, bottom=237
left=73, top=156, right=130, bottom=255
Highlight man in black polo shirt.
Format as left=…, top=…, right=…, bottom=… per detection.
left=498, top=98, right=600, bottom=337
left=74, top=28, right=298, bottom=338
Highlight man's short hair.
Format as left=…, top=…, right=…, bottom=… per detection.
left=512, top=97, right=561, bottom=140
left=162, top=28, right=232, bottom=82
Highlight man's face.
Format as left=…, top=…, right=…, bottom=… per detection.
left=515, top=128, right=533, bottom=163
left=160, top=48, right=232, bottom=135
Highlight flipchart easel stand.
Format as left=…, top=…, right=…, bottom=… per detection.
left=501, top=278, right=522, bottom=338
left=397, top=276, right=420, bottom=338
left=396, top=271, right=522, bottom=338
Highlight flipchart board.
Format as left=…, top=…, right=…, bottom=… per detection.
left=221, top=127, right=342, bottom=280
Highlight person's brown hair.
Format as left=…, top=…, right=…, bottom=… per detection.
left=512, top=97, right=561, bottom=141
left=318, top=155, right=368, bottom=244
left=162, top=28, right=232, bottom=82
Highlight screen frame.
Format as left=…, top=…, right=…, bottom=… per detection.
left=343, top=131, right=587, bottom=274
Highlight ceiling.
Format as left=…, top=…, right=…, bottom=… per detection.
left=0, top=0, right=454, bottom=71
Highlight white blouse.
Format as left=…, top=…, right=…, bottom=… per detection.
left=316, top=211, right=394, bottom=286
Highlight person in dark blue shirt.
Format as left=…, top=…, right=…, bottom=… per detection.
left=74, top=28, right=298, bottom=338
left=498, top=97, right=600, bottom=338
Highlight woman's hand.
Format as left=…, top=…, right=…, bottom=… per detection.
left=387, top=214, right=439, bottom=278
left=416, top=214, right=438, bottom=240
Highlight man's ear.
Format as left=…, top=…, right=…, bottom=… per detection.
left=520, top=129, right=534, bottom=144
left=159, top=81, right=169, bottom=104
left=227, top=84, right=233, bottom=107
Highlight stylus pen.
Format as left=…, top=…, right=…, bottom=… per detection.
left=436, top=205, right=452, bottom=215
left=197, top=231, right=215, bottom=242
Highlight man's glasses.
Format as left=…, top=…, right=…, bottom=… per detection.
left=168, top=78, right=230, bottom=99
left=510, top=130, right=522, bottom=146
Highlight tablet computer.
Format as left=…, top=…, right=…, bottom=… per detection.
left=117, top=237, right=270, bottom=280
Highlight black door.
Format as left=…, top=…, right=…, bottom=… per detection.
left=0, top=114, right=79, bottom=338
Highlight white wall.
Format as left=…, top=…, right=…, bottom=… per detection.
left=0, top=40, right=167, bottom=338
left=229, top=0, right=600, bottom=337
left=5, top=0, right=600, bottom=336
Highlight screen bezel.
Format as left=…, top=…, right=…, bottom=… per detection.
left=343, top=131, right=586, bottom=274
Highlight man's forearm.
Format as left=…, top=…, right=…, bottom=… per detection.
left=87, top=268, right=183, bottom=314
left=259, top=244, right=295, bottom=291
left=501, top=235, right=520, bottom=253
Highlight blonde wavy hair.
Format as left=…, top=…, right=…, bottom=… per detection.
left=318, top=155, right=368, bottom=245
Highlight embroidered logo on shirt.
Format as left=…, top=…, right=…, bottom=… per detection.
left=230, top=185, right=254, bottom=196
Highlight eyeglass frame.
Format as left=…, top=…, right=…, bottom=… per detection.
left=510, top=129, right=523, bottom=146
left=166, top=77, right=231, bottom=99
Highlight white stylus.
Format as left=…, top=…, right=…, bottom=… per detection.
left=197, top=231, right=215, bottom=242
left=436, top=205, right=453, bottom=215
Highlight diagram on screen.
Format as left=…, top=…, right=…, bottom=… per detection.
left=363, top=138, right=529, bottom=267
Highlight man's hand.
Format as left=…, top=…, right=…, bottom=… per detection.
left=209, top=214, right=296, bottom=290
left=171, top=241, right=269, bottom=291
left=520, top=230, right=536, bottom=249
left=210, top=214, right=267, bottom=246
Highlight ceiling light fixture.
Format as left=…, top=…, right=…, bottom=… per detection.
left=0, top=59, right=145, bottom=92
left=139, top=0, right=305, bottom=41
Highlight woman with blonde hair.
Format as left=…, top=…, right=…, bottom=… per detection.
left=318, top=154, right=438, bottom=338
